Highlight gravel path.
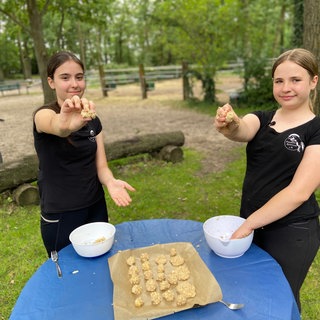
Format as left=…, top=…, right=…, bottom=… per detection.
left=0, top=77, right=242, bottom=173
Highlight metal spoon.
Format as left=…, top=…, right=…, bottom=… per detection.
left=51, top=250, right=62, bottom=278
left=219, top=300, right=244, bottom=310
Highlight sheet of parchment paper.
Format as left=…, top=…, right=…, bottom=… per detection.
left=108, top=242, right=223, bottom=320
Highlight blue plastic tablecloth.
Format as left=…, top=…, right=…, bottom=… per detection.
left=10, top=219, right=300, bottom=320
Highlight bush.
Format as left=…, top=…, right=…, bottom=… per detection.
left=232, top=57, right=275, bottom=109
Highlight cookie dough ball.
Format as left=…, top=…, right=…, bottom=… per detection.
left=144, top=270, right=153, bottom=280
left=131, top=284, right=143, bottom=295
left=150, top=291, right=162, bottom=305
left=134, top=296, right=144, bottom=307
left=129, top=274, right=141, bottom=285
left=157, top=264, right=165, bottom=273
left=156, top=272, right=166, bottom=282
left=126, top=256, right=135, bottom=266
left=145, top=279, right=157, bottom=292
left=140, top=252, right=149, bottom=262
left=170, top=255, right=185, bottom=266
left=225, top=110, right=235, bottom=123
left=176, top=281, right=196, bottom=298
left=167, top=272, right=178, bottom=285
left=155, top=254, right=167, bottom=265
left=81, top=105, right=96, bottom=119
left=162, top=289, right=175, bottom=302
left=175, top=265, right=190, bottom=280
left=159, top=280, right=171, bottom=291
left=141, top=261, right=151, bottom=271
left=170, top=248, right=177, bottom=256
left=128, top=265, right=139, bottom=276
left=176, top=294, right=187, bottom=306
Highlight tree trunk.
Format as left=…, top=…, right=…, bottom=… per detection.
left=182, top=61, right=190, bottom=100
left=303, top=0, right=320, bottom=114
left=292, top=0, right=304, bottom=47
left=0, top=131, right=185, bottom=193
left=26, top=0, right=55, bottom=104
left=99, top=64, right=108, bottom=97
left=139, top=64, right=147, bottom=99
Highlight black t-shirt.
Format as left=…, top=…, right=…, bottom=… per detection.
left=240, top=110, right=320, bottom=227
left=33, top=102, right=104, bottom=213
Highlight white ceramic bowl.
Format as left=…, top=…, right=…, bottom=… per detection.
left=203, top=215, right=253, bottom=258
left=69, top=222, right=116, bottom=258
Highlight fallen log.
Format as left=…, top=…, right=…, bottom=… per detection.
left=0, top=131, right=185, bottom=193
left=105, top=131, right=185, bottom=160
left=13, top=183, right=40, bottom=206
left=152, top=145, right=184, bottom=163
left=0, top=154, right=39, bottom=193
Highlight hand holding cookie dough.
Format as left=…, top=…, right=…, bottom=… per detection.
left=214, top=103, right=240, bottom=136
left=52, top=95, right=97, bottom=135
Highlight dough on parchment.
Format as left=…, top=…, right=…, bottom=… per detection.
left=162, top=289, right=175, bottom=302
left=176, top=281, right=196, bottom=298
left=134, top=296, right=144, bottom=307
left=150, top=291, right=162, bottom=305
left=145, top=279, right=157, bottom=292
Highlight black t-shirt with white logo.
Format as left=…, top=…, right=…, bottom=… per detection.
left=33, top=102, right=104, bottom=213
left=240, top=110, right=320, bottom=227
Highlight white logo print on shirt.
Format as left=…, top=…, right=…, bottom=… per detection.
left=284, top=134, right=305, bottom=152
left=88, top=129, right=96, bottom=142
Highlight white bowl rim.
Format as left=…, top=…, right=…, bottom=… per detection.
left=203, top=215, right=250, bottom=241
left=69, top=222, right=116, bottom=246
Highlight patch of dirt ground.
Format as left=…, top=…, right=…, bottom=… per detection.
left=0, top=75, right=243, bottom=174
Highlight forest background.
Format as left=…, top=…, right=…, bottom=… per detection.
left=0, top=0, right=319, bottom=109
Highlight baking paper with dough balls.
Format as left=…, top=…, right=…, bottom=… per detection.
left=108, top=242, right=223, bottom=320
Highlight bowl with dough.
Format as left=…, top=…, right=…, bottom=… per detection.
left=203, top=215, right=253, bottom=258
left=69, top=222, right=116, bottom=258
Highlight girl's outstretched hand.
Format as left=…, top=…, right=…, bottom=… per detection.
left=106, top=179, right=136, bottom=207
left=214, top=103, right=240, bottom=134
left=59, top=96, right=96, bottom=132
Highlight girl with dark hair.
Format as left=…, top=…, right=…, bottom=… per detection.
left=33, top=51, right=135, bottom=256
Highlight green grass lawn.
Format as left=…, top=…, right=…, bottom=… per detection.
left=1, top=148, right=319, bottom=319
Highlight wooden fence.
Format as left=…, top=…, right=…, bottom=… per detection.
left=87, top=62, right=244, bottom=99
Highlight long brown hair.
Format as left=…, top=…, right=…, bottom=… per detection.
left=272, top=48, right=318, bottom=111
left=47, top=51, right=84, bottom=79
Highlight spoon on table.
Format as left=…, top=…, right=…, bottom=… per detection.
left=219, top=300, right=244, bottom=310
left=51, top=250, right=62, bottom=278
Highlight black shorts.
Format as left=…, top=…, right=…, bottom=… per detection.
left=40, top=197, right=108, bottom=256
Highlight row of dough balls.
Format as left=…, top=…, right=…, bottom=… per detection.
left=126, top=248, right=196, bottom=308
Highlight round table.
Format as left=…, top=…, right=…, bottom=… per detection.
left=9, top=219, right=300, bottom=320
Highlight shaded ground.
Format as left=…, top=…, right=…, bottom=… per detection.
left=0, top=75, right=243, bottom=174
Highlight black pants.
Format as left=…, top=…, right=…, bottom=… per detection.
left=40, top=197, right=108, bottom=257
left=254, top=217, right=320, bottom=312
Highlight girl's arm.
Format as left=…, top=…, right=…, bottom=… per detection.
left=34, top=96, right=95, bottom=137
left=95, top=133, right=135, bottom=207
left=232, top=145, right=320, bottom=238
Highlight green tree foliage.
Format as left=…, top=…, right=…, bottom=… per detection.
left=229, top=0, right=294, bottom=108
left=150, top=0, right=240, bottom=102
left=0, top=0, right=319, bottom=106
left=0, top=23, right=20, bottom=80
